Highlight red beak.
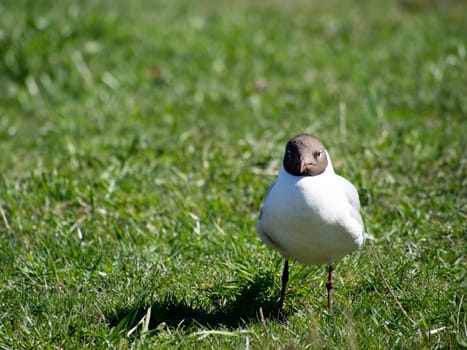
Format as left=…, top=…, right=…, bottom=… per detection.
left=300, top=160, right=307, bottom=174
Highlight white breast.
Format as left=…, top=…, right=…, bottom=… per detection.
left=257, top=164, right=365, bottom=265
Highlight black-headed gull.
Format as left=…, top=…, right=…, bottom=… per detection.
left=257, top=134, right=367, bottom=312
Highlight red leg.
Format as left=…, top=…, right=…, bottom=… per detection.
left=279, top=259, right=289, bottom=309
left=326, top=264, right=333, bottom=313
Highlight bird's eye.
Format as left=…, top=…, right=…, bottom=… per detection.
left=314, top=150, right=323, bottom=158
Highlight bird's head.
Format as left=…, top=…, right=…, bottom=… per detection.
left=283, top=134, right=328, bottom=176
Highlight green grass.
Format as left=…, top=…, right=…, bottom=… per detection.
left=0, top=0, right=466, bottom=348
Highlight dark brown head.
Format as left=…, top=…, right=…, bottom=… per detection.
left=283, top=134, right=328, bottom=176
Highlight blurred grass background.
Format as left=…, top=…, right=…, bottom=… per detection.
left=0, top=0, right=465, bottom=348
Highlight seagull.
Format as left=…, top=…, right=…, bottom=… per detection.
left=256, top=134, right=367, bottom=312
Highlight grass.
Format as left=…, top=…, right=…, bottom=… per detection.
left=0, top=0, right=466, bottom=348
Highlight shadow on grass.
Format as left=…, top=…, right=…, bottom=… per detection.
left=108, top=273, right=289, bottom=335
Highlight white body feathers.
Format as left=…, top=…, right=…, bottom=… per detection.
left=257, top=152, right=365, bottom=265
